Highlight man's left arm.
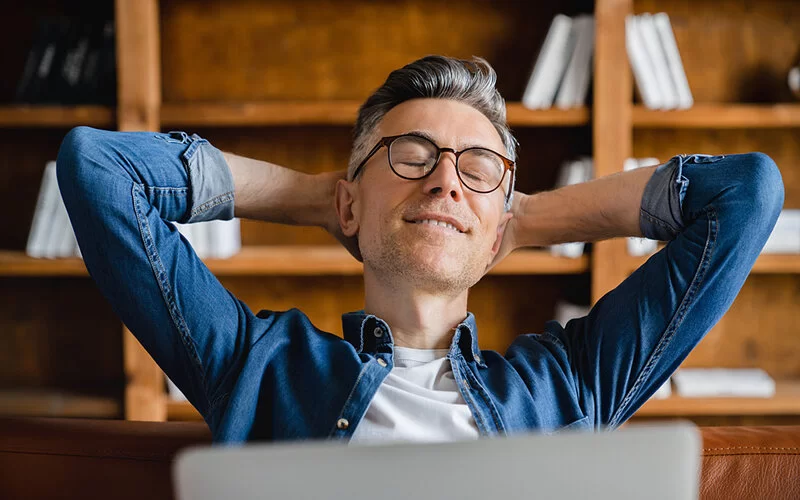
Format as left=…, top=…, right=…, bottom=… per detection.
left=503, top=153, right=784, bottom=428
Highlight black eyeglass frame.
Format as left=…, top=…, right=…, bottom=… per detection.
left=351, top=133, right=516, bottom=203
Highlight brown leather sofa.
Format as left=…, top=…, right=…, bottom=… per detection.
left=1, top=418, right=798, bottom=499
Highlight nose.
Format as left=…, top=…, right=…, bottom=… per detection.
left=420, top=151, right=464, bottom=202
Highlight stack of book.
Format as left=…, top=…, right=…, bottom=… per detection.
left=550, top=156, right=593, bottom=258
left=762, top=210, right=800, bottom=254
left=26, top=162, right=80, bottom=259
left=522, top=14, right=595, bottom=110
left=15, top=17, right=116, bottom=105
left=26, top=161, right=242, bottom=260
left=672, top=368, right=776, bottom=398
left=626, top=13, right=693, bottom=110
left=172, top=219, right=242, bottom=260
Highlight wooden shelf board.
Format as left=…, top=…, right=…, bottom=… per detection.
left=633, top=104, right=800, bottom=129
left=168, top=380, right=800, bottom=420
left=161, top=101, right=589, bottom=127
left=625, top=253, right=800, bottom=275
left=0, top=105, right=115, bottom=128
left=167, top=400, right=203, bottom=421
left=0, top=247, right=588, bottom=277
left=636, top=379, right=800, bottom=417
left=0, top=389, right=121, bottom=419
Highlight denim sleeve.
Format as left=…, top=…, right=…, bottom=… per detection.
left=56, top=127, right=256, bottom=424
left=543, top=153, right=783, bottom=429
left=639, top=159, right=689, bottom=241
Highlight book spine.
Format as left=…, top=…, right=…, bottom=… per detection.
left=26, top=162, right=57, bottom=258
left=626, top=15, right=664, bottom=109
left=652, top=12, right=694, bottom=109
left=637, top=14, right=679, bottom=109
left=523, top=14, right=573, bottom=109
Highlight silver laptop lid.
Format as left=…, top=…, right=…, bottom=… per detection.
left=175, top=421, right=701, bottom=500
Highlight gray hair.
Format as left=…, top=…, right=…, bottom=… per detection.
left=348, top=55, right=518, bottom=210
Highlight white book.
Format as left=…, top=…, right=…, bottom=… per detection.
left=625, top=157, right=661, bottom=256
left=637, top=14, right=679, bottom=109
left=51, top=191, right=74, bottom=258
left=653, top=12, right=693, bottom=109
left=762, top=209, right=800, bottom=254
left=652, top=378, right=672, bottom=399
left=26, top=161, right=58, bottom=258
left=556, top=15, right=595, bottom=108
left=672, top=368, right=776, bottom=398
left=39, top=163, right=65, bottom=259
left=165, top=375, right=188, bottom=402
left=175, top=222, right=200, bottom=256
left=554, top=300, right=590, bottom=327
left=196, top=222, right=212, bottom=259
left=522, top=14, right=574, bottom=109
left=625, top=15, right=664, bottom=109
left=216, top=218, right=242, bottom=260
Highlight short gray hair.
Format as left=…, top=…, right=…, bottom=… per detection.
left=348, top=55, right=518, bottom=210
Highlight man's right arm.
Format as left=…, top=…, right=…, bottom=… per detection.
left=56, top=127, right=344, bottom=423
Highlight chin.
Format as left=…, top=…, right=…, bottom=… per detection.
left=377, top=240, right=485, bottom=292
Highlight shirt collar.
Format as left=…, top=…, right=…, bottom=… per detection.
left=341, top=310, right=485, bottom=367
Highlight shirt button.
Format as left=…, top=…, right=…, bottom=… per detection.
left=336, top=418, right=349, bottom=430
left=377, top=358, right=387, bottom=367
left=373, top=327, right=383, bottom=338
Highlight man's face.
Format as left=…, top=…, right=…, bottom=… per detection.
left=338, top=98, right=512, bottom=293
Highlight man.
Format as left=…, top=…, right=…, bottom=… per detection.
left=57, top=56, right=783, bottom=444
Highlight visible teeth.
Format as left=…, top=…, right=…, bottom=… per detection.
left=415, top=219, right=460, bottom=232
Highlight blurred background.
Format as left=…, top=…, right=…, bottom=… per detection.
left=0, top=0, right=798, bottom=427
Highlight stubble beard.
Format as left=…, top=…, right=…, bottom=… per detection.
left=362, top=225, right=487, bottom=296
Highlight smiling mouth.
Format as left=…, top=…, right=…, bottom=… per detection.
left=408, top=219, right=464, bottom=233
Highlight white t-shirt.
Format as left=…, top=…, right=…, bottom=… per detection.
left=349, top=346, right=480, bottom=445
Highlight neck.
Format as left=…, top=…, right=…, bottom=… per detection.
left=363, top=267, right=469, bottom=350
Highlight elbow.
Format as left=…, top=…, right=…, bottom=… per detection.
left=738, top=152, right=784, bottom=235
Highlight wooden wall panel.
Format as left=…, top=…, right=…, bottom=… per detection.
left=634, top=0, right=800, bottom=103
left=159, top=0, right=594, bottom=103
left=0, top=278, right=123, bottom=395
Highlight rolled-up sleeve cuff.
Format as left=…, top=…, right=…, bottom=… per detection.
left=183, top=134, right=235, bottom=223
left=639, top=156, right=688, bottom=241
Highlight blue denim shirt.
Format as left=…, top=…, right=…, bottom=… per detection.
left=56, top=127, right=783, bottom=443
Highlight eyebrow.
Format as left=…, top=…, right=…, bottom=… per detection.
left=403, top=130, right=493, bottom=151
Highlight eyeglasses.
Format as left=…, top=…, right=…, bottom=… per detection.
left=352, top=133, right=516, bottom=202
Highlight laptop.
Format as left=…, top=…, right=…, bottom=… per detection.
left=174, top=421, right=701, bottom=500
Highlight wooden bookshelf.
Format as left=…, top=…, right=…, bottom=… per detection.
left=633, top=104, right=800, bottom=129
left=0, top=105, right=115, bottom=128
left=167, top=400, right=203, bottom=421
left=636, top=379, right=800, bottom=417
left=0, top=389, right=121, bottom=419
left=0, top=248, right=589, bottom=277
left=161, top=101, right=589, bottom=128
left=623, top=253, right=800, bottom=275
left=3, top=0, right=799, bottom=426
left=168, top=379, right=800, bottom=421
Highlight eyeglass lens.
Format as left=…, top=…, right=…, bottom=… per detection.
left=389, top=135, right=506, bottom=193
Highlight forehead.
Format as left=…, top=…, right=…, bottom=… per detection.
left=378, top=98, right=507, bottom=154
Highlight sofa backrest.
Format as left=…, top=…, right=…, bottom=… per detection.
left=1, top=418, right=798, bottom=499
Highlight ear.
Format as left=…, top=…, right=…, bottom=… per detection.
left=490, top=211, right=514, bottom=257
left=335, top=179, right=360, bottom=237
